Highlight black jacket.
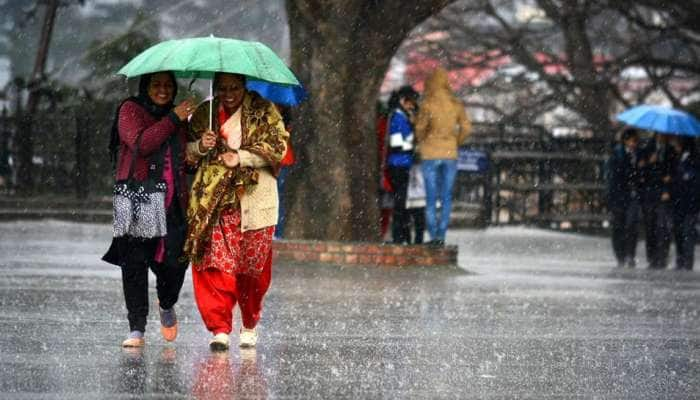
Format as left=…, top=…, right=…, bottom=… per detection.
left=638, top=140, right=674, bottom=205
left=671, top=151, right=700, bottom=216
left=607, top=144, right=641, bottom=210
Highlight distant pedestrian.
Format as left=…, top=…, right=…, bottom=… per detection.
left=415, top=67, right=472, bottom=246
left=386, top=86, right=419, bottom=245
left=102, top=71, right=195, bottom=347
left=669, top=136, right=699, bottom=270
left=607, top=128, right=641, bottom=268
left=638, top=133, right=673, bottom=269
left=274, top=105, right=295, bottom=240
left=184, top=72, right=288, bottom=351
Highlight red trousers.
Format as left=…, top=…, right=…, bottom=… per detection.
left=193, top=257, right=272, bottom=335
left=192, top=208, right=274, bottom=335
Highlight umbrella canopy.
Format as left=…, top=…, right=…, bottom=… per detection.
left=246, top=79, right=307, bottom=106
left=117, top=36, right=304, bottom=130
left=616, top=105, right=700, bottom=137
left=117, top=36, right=299, bottom=86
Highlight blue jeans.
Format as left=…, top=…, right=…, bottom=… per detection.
left=422, top=159, right=458, bottom=241
left=275, top=167, right=289, bottom=239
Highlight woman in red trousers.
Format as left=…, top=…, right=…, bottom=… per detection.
left=184, top=72, right=288, bottom=351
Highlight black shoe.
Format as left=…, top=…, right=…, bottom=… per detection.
left=427, top=239, right=445, bottom=247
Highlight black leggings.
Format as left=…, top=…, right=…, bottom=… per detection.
left=389, top=167, right=410, bottom=244
left=121, top=238, right=188, bottom=332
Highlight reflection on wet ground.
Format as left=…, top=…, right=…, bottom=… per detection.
left=0, top=221, right=698, bottom=398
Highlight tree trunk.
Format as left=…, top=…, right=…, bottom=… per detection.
left=17, top=0, right=59, bottom=193
left=284, top=0, right=452, bottom=241
left=560, top=10, right=612, bottom=138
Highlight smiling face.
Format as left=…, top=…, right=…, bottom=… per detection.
left=216, top=73, right=246, bottom=113
left=399, top=97, right=416, bottom=113
left=147, top=72, right=175, bottom=106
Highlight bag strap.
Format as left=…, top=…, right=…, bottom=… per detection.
left=168, top=133, right=181, bottom=193
left=126, top=132, right=144, bottom=180
left=147, top=140, right=167, bottom=181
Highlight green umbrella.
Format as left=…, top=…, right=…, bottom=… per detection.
left=117, top=36, right=299, bottom=85
left=117, top=36, right=299, bottom=130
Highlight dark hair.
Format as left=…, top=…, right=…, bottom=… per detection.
left=387, top=90, right=400, bottom=111
left=621, top=127, right=640, bottom=142
left=396, top=85, right=419, bottom=102
left=138, top=71, right=178, bottom=101
left=388, top=85, right=418, bottom=112
left=213, top=72, right=246, bottom=90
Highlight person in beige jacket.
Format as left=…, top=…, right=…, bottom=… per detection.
left=184, top=73, right=288, bottom=351
left=415, top=67, right=472, bottom=245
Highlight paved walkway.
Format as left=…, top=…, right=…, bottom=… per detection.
left=0, top=221, right=698, bottom=399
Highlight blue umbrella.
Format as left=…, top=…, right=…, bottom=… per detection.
left=616, top=105, right=700, bottom=137
left=246, top=79, right=307, bottom=106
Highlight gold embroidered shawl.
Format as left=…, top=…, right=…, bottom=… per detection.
left=183, top=92, right=288, bottom=263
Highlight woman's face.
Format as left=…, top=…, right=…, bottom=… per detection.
left=216, top=74, right=246, bottom=112
left=147, top=73, right=175, bottom=106
left=400, top=97, right=416, bottom=112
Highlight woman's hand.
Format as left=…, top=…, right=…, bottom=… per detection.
left=173, top=99, right=195, bottom=121
left=218, top=151, right=240, bottom=168
left=199, top=130, right=217, bottom=152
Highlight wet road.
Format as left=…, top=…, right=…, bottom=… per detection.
left=0, top=221, right=698, bottom=399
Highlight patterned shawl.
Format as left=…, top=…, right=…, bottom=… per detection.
left=183, top=91, right=288, bottom=263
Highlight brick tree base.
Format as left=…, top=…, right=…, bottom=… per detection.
left=273, top=240, right=457, bottom=267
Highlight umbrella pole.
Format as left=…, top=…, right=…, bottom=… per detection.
left=209, top=80, right=213, bottom=132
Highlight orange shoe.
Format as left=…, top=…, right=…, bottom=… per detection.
left=159, top=306, right=178, bottom=342
left=161, top=324, right=178, bottom=342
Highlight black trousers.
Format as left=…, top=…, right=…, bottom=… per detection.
left=673, top=212, right=697, bottom=270
left=408, top=207, right=425, bottom=244
left=611, top=199, right=640, bottom=265
left=121, top=238, right=188, bottom=332
left=389, top=167, right=410, bottom=244
left=121, top=203, right=189, bottom=332
left=642, top=201, right=672, bottom=269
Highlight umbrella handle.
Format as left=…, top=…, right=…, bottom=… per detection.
left=209, top=80, right=213, bottom=132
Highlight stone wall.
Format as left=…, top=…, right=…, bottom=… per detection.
left=273, top=240, right=457, bottom=267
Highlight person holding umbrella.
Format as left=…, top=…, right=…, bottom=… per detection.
left=184, top=72, right=288, bottom=350
left=117, top=36, right=301, bottom=350
left=638, top=133, right=674, bottom=269
left=616, top=104, right=700, bottom=270
left=103, top=71, right=195, bottom=347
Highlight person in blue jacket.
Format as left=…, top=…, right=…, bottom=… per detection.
left=386, top=86, right=419, bottom=244
left=607, top=128, right=642, bottom=268
left=669, top=136, right=699, bottom=270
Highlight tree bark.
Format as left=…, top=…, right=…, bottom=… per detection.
left=284, top=0, right=452, bottom=241
left=557, top=3, right=612, bottom=137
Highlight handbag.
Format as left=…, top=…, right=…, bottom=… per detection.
left=406, top=163, right=426, bottom=209
left=111, top=133, right=168, bottom=239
